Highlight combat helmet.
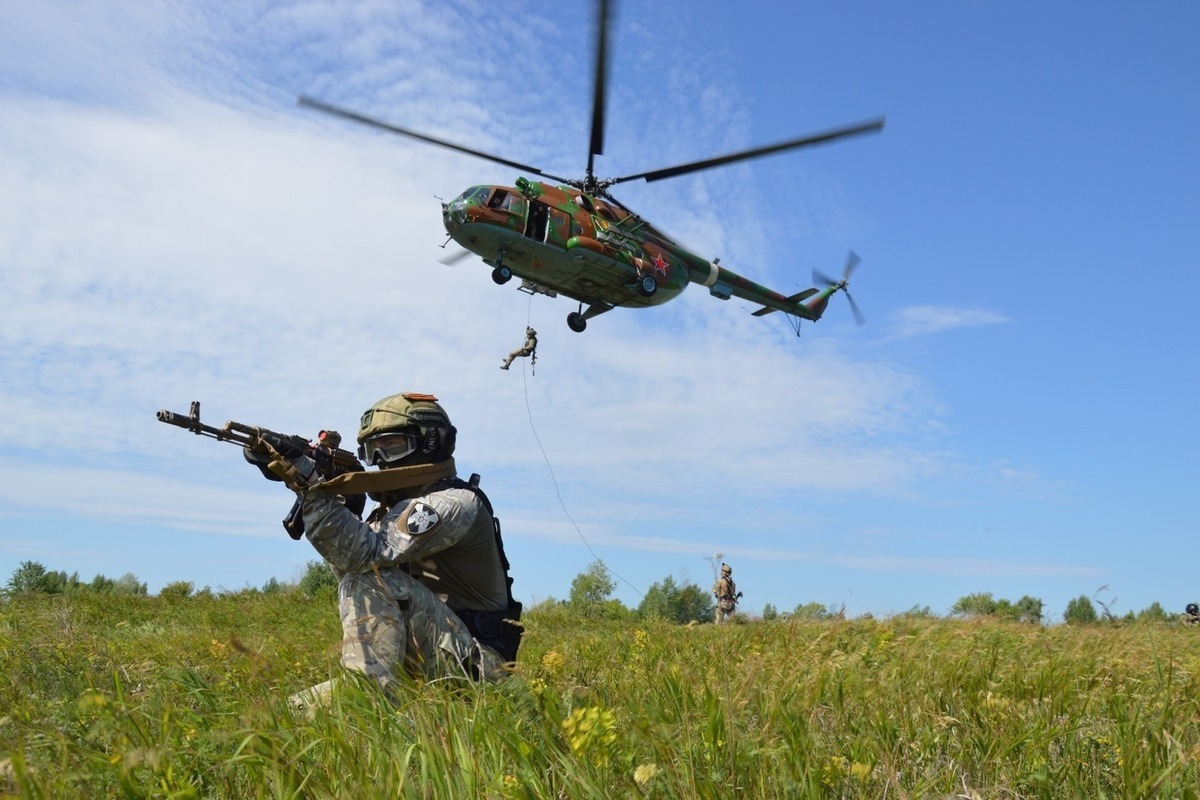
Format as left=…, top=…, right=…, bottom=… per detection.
left=357, top=392, right=456, bottom=467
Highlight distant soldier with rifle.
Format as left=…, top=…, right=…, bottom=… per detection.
left=158, top=394, right=522, bottom=707
left=1185, top=603, right=1200, bottom=626
left=713, top=563, right=742, bottom=625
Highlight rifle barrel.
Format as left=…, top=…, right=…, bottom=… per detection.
left=157, top=404, right=362, bottom=471
left=156, top=408, right=254, bottom=446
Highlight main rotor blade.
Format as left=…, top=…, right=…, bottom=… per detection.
left=586, top=0, right=612, bottom=179
left=845, top=291, right=866, bottom=327
left=298, top=95, right=571, bottom=183
left=606, top=117, right=886, bottom=187
left=843, top=250, right=861, bottom=280
left=813, top=268, right=838, bottom=287
left=438, top=249, right=474, bottom=266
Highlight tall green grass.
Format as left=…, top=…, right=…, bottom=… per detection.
left=3, top=592, right=1199, bottom=798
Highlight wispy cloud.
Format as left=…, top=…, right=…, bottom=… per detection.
left=886, top=305, right=1010, bottom=340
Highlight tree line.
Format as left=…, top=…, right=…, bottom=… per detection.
left=0, top=560, right=335, bottom=600
left=3, top=558, right=1190, bottom=626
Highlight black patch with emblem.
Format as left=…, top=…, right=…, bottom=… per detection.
left=405, top=502, right=440, bottom=535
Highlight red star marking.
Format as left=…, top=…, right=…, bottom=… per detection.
left=651, top=252, right=669, bottom=275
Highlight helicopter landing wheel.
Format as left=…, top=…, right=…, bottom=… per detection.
left=491, top=264, right=512, bottom=285
left=637, top=274, right=658, bottom=298
left=567, top=311, right=587, bottom=333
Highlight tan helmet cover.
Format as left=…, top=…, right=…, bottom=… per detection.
left=359, top=392, right=457, bottom=468
left=358, top=392, right=451, bottom=443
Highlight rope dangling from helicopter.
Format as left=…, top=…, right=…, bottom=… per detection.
left=527, top=295, right=537, bottom=377
left=514, top=312, right=643, bottom=601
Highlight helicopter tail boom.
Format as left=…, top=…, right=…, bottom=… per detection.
left=750, top=288, right=820, bottom=317
left=689, top=259, right=824, bottom=320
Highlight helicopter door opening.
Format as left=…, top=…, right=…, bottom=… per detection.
left=544, top=208, right=570, bottom=249
left=524, top=201, right=550, bottom=242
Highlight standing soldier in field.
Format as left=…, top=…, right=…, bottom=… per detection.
left=500, top=326, right=537, bottom=370
left=713, top=563, right=741, bottom=624
left=247, top=391, right=523, bottom=708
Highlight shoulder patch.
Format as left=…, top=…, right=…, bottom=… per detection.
left=402, top=502, right=441, bottom=536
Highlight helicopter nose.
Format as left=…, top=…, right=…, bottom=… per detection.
left=442, top=205, right=466, bottom=236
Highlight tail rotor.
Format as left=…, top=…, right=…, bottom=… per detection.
left=813, top=251, right=866, bottom=327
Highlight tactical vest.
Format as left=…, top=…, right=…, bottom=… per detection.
left=427, top=474, right=524, bottom=662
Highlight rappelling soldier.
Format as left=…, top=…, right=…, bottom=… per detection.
left=500, top=326, right=537, bottom=370
left=249, top=392, right=522, bottom=708
left=713, top=563, right=742, bottom=625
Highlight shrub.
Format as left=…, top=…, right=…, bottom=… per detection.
left=793, top=601, right=831, bottom=620
left=159, top=580, right=194, bottom=599
left=299, top=560, right=338, bottom=597
left=1064, top=595, right=1098, bottom=625
left=113, top=572, right=148, bottom=596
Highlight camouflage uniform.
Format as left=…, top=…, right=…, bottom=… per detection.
left=299, top=483, right=511, bottom=693
left=713, top=565, right=738, bottom=625
left=284, top=393, right=519, bottom=708
left=500, top=327, right=537, bottom=370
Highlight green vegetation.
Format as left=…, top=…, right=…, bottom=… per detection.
left=4, top=581, right=1200, bottom=798
left=5, top=560, right=147, bottom=597
left=637, top=575, right=713, bottom=624
left=567, top=559, right=630, bottom=620
left=1065, top=594, right=1100, bottom=625
left=950, top=592, right=1045, bottom=624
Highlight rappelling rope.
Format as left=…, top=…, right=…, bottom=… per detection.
left=519, top=297, right=643, bottom=600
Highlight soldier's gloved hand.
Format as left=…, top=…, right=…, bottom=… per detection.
left=244, top=436, right=317, bottom=492
left=266, top=452, right=318, bottom=493
left=244, top=445, right=283, bottom=482
left=260, top=432, right=305, bottom=459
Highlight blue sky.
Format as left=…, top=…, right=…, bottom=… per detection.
left=1, top=1, right=1196, bottom=621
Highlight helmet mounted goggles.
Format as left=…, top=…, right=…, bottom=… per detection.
left=358, top=431, right=419, bottom=467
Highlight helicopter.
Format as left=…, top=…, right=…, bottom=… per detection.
left=298, top=0, right=883, bottom=333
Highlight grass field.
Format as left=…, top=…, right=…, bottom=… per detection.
left=3, top=590, right=1199, bottom=798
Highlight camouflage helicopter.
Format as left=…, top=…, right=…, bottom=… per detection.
left=299, top=0, right=883, bottom=333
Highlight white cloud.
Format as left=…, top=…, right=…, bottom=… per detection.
left=886, top=305, right=1010, bottom=340
left=0, top=0, right=1051, bottom=603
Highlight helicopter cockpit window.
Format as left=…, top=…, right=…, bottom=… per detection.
left=464, top=186, right=490, bottom=204
left=575, top=194, right=594, bottom=213
left=487, top=189, right=511, bottom=209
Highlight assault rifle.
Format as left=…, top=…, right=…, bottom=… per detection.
left=156, top=401, right=365, bottom=539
